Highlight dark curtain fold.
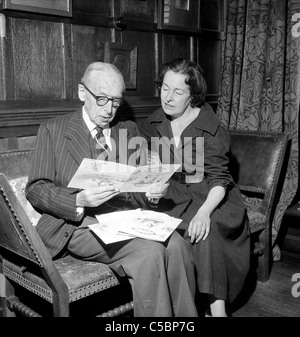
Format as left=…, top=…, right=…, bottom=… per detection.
left=217, top=0, right=299, bottom=260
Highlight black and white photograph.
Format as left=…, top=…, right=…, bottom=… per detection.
left=0, top=0, right=299, bottom=327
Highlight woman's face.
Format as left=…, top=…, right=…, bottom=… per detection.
left=160, top=70, right=192, bottom=119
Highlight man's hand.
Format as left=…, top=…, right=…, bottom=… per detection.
left=145, top=182, right=169, bottom=205
left=76, top=183, right=120, bottom=208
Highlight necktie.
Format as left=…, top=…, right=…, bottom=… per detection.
left=95, top=127, right=110, bottom=160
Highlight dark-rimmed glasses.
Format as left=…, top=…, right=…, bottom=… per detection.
left=81, top=83, right=124, bottom=108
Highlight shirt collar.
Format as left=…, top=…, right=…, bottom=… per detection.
left=82, top=107, right=111, bottom=139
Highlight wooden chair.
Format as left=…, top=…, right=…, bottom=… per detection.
left=228, top=130, right=289, bottom=282
left=0, top=149, right=133, bottom=317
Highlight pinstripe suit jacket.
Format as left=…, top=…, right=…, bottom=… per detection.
left=26, top=109, right=147, bottom=258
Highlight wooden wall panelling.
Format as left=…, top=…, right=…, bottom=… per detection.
left=154, top=31, right=161, bottom=90
left=72, top=0, right=112, bottom=16
left=0, top=0, right=227, bottom=144
left=0, top=95, right=160, bottom=149
left=117, top=96, right=161, bottom=124
left=201, top=0, right=226, bottom=32
left=155, top=32, right=195, bottom=89
left=0, top=15, right=14, bottom=100
left=115, top=0, right=155, bottom=22
left=198, top=0, right=227, bottom=112
left=72, top=0, right=112, bottom=27
left=115, top=29, right=156, bottom=96
left=62, top=22, right=73, bottom=99
left=0, top=31, right=4, bottom=99
left=197, top=34, right=224, bottom=111
left=160, top=32, right=192, bottom=65
left=70, top=24, right=111, bottom=98
left=10, top=17, right=66, bottom=99
left=157, top=0, right=201, bottom=33
left=114, top=0, right=156, bottom=32
left=0, top=99, right=81, bottom=139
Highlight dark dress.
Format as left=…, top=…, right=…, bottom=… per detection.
left=140, top=103, right=250, bottom=303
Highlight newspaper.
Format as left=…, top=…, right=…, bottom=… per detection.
left=68, top=158, right=181, bottom=192
left=88, top=209, right=182, bottom=244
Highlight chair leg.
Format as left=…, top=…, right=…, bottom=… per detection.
left=52, top=292, right=70, bottom=317
left=256, top=227, right=272, bottom=282
left=0, top=273, right=17, bottom=317
left=0, top=272, right=6, bottom=317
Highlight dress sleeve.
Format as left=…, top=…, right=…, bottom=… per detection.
left=204, top=124, right=234, bottom=190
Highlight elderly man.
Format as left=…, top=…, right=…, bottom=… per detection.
left=25, top=62, right=197, bottom=317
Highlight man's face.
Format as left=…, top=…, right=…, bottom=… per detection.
left=79, top=70, right=124, bottom=128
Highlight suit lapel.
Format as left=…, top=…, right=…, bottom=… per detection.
left=65, top=110, right=92, bottom=165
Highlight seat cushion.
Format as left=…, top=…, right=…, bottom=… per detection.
left=55, top=255, right=121, bottom=300
left=3, top=255, right=120, bottom=303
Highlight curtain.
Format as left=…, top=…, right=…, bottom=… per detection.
left=217, top=0, right=299, bottom=260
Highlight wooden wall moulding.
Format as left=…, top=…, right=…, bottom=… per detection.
left=0, top=99, right=81, bottom=138
left=0, top=96, right=161, bottom=139
left=2, top=0, right=73, bottom=17
left=104, top=42, right=137, bottom=90
left=157, top=0, right=201, bottom=33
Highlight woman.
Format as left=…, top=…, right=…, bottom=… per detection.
left=140, top=58, right=250, bottom=316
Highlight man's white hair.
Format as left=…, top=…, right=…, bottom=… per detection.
left=81, top=62, right=125, bottom=93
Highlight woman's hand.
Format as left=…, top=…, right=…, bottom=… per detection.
left=188, top=209, right=211, bottom=243
left=76, top=183, right=120, bottom=207
left=145, top=182, right=169, bottom=205
left=188, top=186, right=225, bottom=243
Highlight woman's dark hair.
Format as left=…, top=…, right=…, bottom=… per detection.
left=158, top=58, right=207, bottom=108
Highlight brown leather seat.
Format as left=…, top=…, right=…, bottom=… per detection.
left=228, top=130, right=289, bottom=282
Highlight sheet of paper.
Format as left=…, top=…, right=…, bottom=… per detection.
left=89, top=223, right=134, bottom=243
left=118, top=210, right=182, bottom=241
left=89, top=209, right=141, bottom=244
left=68, top=158, right=181, bottom=192
left=88, top=209, right=182, bottom=244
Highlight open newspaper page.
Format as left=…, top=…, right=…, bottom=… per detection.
left=88, top=209, right=182, bottom=244
left=67, top=158, right=181, bottom=192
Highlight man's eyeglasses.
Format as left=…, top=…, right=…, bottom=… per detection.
left=81, top=83, right=124, bottom=108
